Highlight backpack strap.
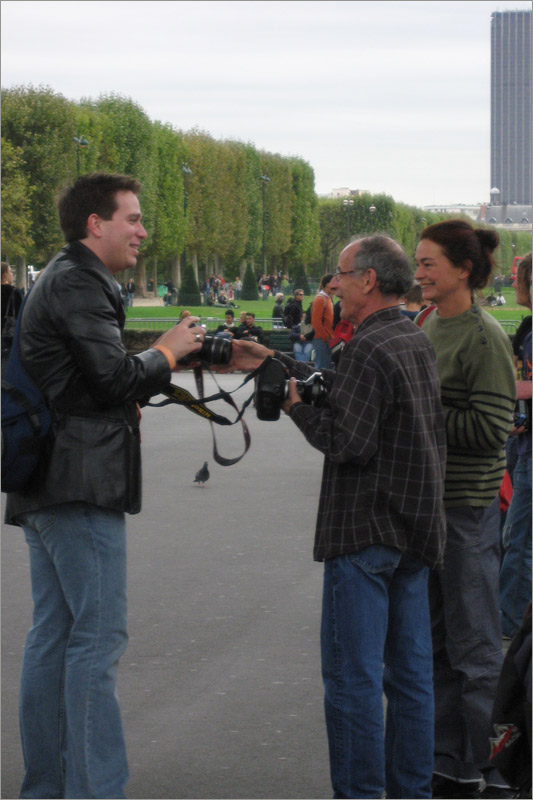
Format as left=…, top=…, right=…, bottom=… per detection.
left=416, top=305, right=436, bottom=327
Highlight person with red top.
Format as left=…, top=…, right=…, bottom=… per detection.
left=311, top=273, right=335, bottom=369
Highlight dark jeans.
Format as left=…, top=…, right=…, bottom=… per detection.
left=430, top=498, right=507, bottom=788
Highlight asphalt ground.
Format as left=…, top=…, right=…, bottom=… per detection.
left=1, top=371, right=332, bottom=799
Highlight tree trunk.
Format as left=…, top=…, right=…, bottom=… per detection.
left=151, top=257, right=158, bottom=297
left=134, top=259, right=146, bottom=298
left=172, top=255, right=181, bottom=289
left=15, top=256, right=27, bottom=290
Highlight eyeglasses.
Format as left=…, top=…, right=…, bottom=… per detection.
left=333, top=269, right=359, bottom=278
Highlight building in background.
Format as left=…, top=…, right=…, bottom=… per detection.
left=490, top=9, right=532, bottom=206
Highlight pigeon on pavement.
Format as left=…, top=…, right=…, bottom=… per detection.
left=193, top=461, right=209, bottom=486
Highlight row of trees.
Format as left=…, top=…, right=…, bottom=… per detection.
left=1, top=86, right=321, bottom=292
left=2, top=85, right=530, bottom=295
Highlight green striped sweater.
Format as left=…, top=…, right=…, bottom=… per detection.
left=420, top=304, right=516, bottom=507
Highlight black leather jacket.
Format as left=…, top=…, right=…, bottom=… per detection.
left=5, top=241, right=171, bottom=524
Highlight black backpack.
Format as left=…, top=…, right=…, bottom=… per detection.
left=300, top=302, right=314, bottom=338
left=1, top=290, right=52, bottom=493
left=489, top=606, right=532, bottom=795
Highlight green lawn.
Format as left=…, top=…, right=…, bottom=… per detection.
left=125, top=298, right=307, bottom=328
left=125, top=287, right=528, bottom=330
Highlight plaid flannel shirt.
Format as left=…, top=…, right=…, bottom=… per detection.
left=281, top=307, right=447, bottom=569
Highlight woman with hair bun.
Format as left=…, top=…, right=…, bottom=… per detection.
left=415, top=219, right=516, bottom=799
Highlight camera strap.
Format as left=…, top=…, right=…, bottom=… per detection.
left=147, top=365, right=264, bottom=466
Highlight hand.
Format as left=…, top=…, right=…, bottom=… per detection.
left=509, top=425, right=527, bottom=437
left=154, top=316, right=205, bottom=365
left=282, top=377, right=301, bottom=414
left=216, top=339, right=274, bottom=372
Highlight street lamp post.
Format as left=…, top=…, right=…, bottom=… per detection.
left=343, top=198, right=354, bottom=239
left=369, top=204, right=377, bottom=231
left=182, top=163, right=193, bottom=271
left=260, top=175, right=270, bottom=276
left=73, top=132, right=89, bottom=177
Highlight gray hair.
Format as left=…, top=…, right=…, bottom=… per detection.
left=352, top=235, right=413, bottom=297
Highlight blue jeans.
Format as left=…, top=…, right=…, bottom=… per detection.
left=321, top=547, right=434, bottom=799
left=18, top=503, right=129, bottom=798
left=312, top=338, right=332, bottom=370
left=293, top=341, right=313, bottom=362
left=500, top=454, right=532, bottom=637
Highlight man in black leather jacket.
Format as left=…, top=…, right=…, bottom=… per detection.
left=4, top=173, right=206, bottom=799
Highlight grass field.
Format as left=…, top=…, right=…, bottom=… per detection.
left=126, top=286, right=528, bottom=330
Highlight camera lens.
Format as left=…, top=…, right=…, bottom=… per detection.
left=179, top=335, right=232, bottom=366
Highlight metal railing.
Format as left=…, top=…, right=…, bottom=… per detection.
left=124, top=316, right=524, bottom=336
left=499, top=320, right=521, bottom=335
left=124, top=316, right=288, bottom=332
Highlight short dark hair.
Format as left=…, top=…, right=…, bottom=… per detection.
left=58, top=172, right=142, bottom=242
left=353, top=235, right=413, bottom=297
left=405, top=283, right=423, bottom=304
left=516, top=253, right=532, bottom=293
left=319, top=274, right=334, bottom=290
left=419, top=219, right=499, bottom=291
left=225, top=309, right=235, bottom=318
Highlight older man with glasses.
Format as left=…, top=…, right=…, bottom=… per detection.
left=224, top=235, right=447, bottom=799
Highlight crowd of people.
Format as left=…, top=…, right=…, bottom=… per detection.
left=1, top=171, right=531, bottom=800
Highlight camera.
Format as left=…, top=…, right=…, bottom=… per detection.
left=255, top=357, right=328, bottom=421
left=179, top=329, right=232, bottom=366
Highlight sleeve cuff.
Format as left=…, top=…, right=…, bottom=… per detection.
left=153, top=344, right=177, bottom=370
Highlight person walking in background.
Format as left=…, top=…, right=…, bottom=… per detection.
left=1, top=262, right=23, bottom=372
left=415, top=219, right=516, bottom=800
left=4, top=173, right=206, bottom=799
left=272, top=292, right=285, bottom=327
left=225, top=235, right=447, bottom=799
left=499, top=254, right=532, bottom=640
left=311, top=273, right=335, bottom=370
left=126, top=276, right=135, bottom=307
left=283, top=289, right=305, bottom=329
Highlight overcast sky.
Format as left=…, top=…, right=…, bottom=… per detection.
left=2, top=0, right=531, bottom=208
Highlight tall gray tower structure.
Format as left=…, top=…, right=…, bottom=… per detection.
left=491, top=10, right=532, bottom=205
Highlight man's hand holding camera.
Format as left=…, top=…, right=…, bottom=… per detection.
left=154, top=315, right=205, bottom=369
left=282, top=377, right=302, bottom=415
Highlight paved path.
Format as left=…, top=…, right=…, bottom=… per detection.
left=1, top=373, right=331, bottom=799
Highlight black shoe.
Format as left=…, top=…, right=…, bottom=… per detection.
left=432, top=774, right=482, bottom=798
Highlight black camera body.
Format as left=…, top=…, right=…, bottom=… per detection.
left=255, top=357, right=327, bottom=421
left=179, top=334, right=232, bottom=366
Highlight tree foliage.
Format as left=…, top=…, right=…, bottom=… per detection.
left=1, top=137, right=34, bottom=262
left=3, top=85, right=526, bottom=294
left=1, top=85, right=77, bottom=263
left=178, top=262, right=201, bottom=305
left=241, top=262, right=259, bottom=300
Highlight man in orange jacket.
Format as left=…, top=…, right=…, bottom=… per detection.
left=311, top=273, right=336, bottom=369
